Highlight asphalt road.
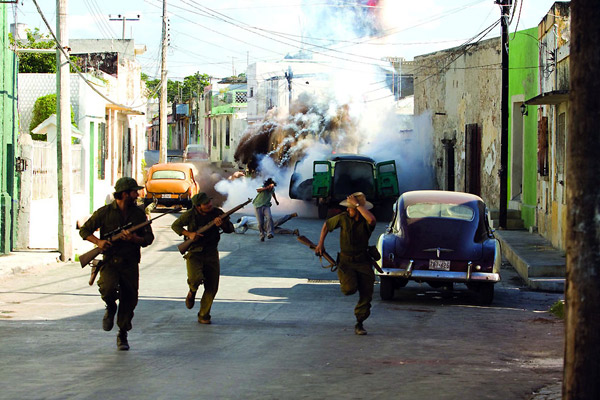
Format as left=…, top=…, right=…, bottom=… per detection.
left=0, top=214, right=564, bottom=400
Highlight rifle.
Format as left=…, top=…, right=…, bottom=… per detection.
left=79, top=207, right=181, bottom=268
left=296, top=235, right=338, bottom=272
left=296, top=235, right=384, bottom=273
left=177, top=198, right=252, bottom=255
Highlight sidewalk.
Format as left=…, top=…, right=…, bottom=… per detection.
left=0, top=250, right=62, bottom=278
left=495, top=229, right=566, bottom=293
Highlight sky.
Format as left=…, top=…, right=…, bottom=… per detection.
left=9, top=0, right=564, bottom=81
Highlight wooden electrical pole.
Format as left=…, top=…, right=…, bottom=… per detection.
left=159, top=0, right=168, bottom=164
left=564, top=0, right=600, bottom=398
left=497, top=0, right=511, bottom=229
left=56, top=0, right=73, bottom=261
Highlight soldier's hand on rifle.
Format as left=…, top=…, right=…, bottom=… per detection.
left=121, top=229, right=133, bottom=241
left=315, top=243, right=325, bottom=257
left=96, top=239, right=111, bottom=251
left=185, top=231, right=202, bottom=241
left=214, top=216, right=224, bottom=227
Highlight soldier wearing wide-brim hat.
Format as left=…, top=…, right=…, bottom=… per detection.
left=171, top=192, right=234, bottom=324
left=315, top=192, right=377, bottom=335
left=79, top=177, right=155, bottom=351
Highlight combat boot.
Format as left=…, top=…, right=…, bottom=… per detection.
left=117, top=330, right=129, bottom=351
left=185, top=290, right=197, bottom=309
left=354, top=322, right=367, bottom=335
left=102, top=302, right=117, bottom=331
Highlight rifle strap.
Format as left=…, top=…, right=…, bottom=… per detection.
left=319, top=256, right=337, bottom=272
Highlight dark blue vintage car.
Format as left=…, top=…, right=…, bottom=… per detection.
left=376, top=190, right=501, bottom=304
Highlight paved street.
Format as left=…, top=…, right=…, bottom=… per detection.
left=0, top=214, right=564, bottom=400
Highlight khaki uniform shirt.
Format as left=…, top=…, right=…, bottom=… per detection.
left=171, top=207, right=234, bottom=253
left=325, top=212, right=375, bottom=257
left=79, top=201, right=154, bottom=263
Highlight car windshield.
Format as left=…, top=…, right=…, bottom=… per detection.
left=406, top=203, right=474, bottom=221
left=152, top=170, right=186, bottom=180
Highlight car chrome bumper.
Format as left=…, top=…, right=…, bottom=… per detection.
left=377, top=267, right=501, bottom=283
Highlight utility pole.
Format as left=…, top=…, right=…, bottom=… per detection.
left=284, top=66, right=293, bottom=114
left=497, top=0, right=511, bottom=229
left=56, top=0, right=73, bottom=261
left=564, top=1, right=600, bottom=398
left=108, top=14, right=140, bottom=39
left=159, top=0, right=168, bottom=164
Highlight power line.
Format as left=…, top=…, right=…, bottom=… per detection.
left=31, top=0, right=153, bottom=111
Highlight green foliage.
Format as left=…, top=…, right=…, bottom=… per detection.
left=142, top=72, right=211, bottom=102
left=10, top=28, right=80, bottom=74
left=549, top=299, right=564, bottom=319
left=10, top=28, right=56, bottom=73
left=29, top=94, right=77, bottom=141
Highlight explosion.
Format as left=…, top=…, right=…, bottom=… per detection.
left=234, top=92, right=359, bottom=173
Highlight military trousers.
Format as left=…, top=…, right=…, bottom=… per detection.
left=97, top=257, right=139, bottom=332
left=337, top=253, right=375, bottom=323
left=186, top=248, right=220, bottom=320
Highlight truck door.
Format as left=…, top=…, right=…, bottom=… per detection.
left=376, top=161, right=399, bottom=198
left=289, top=161, right=313, bottom=200
left=312, top=161, right=332, bottom=198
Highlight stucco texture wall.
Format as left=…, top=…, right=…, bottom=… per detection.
left=414, top=38, right=501, bottom=208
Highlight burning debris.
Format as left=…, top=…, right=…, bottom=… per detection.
left=234, top=92, right=359, bottom=173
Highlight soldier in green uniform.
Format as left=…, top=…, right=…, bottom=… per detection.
left=79, top=177, right=154, bottom=351
left=171, top=192, right=234, bottom=324
left=315, top=192, right=376, bottom=335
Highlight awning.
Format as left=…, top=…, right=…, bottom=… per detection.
left=106, top=104, right=145, bottom=115
left=525, top=90, right=569, bottom=105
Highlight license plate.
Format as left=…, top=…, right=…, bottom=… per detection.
left=161, top=194, right=175, bottom=199
left=429, top=259, right=450, bottom=271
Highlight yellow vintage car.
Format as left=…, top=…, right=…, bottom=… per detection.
left=143, top=163, right=200, bottom=208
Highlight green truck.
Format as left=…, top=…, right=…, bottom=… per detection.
left=289, top=154, right=399, bottom=219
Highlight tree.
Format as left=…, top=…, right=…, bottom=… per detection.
left=141, top=72, right=161, bottom=99
left=141, top=72, right=210, bottom=103
left=29, top=94, right=76, bottom=141
left=182, top=72, right=210, bottom=99
left=10, top=28, right=56, bottom=73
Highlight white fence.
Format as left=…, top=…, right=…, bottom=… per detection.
left=32, top=141, right=84, bottom=200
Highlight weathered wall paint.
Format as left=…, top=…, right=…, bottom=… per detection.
left=414, top=38, right=501, bottom=208
left=508, top=27, right=539, bottom=228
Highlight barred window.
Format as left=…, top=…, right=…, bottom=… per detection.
left=235, top=92, right=247, bottom=103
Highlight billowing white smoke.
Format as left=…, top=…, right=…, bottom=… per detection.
left=217, top=0, right=435, bottom=216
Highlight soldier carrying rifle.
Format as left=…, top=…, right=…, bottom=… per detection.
left=171, top=192, right=235, bottom=325
left=315, top=192, right=377, bottom=336
left=79, top=177, right=155, bottom=351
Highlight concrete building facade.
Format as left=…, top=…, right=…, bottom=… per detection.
left=413, top=37, right=502, bottom=209
left=525, top=2, right=570, bottom=250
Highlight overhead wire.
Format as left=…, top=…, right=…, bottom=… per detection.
left=30, top=0, right=157, bottom=111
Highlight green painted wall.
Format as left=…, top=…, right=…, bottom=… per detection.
left=508, top=27, right=539, bottom=228
left=1, top=4, right=18, bottom=254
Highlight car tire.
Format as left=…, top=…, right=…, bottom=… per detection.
left=380, top=276, right=395, bottom=300
left=475, top=283, right=494, bottom=305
